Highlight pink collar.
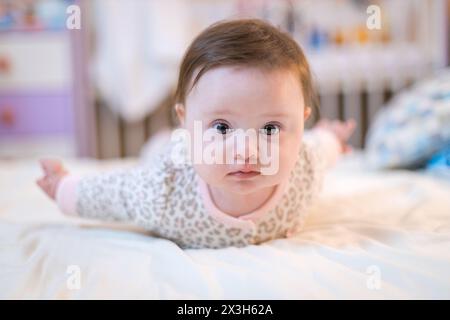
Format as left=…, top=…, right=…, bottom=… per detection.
left=196, top=173, right=289, bottom=229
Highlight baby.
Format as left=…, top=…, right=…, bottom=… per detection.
left=37, top=19, right=355, bottom=249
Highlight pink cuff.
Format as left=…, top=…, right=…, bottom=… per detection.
left=304, top=127, right=342, bottom=169
left=55, top=175, right=81, bottom=216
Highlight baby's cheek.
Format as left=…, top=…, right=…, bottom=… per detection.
left=193, top=163, right=225, bottom=185
left=279, top=146, right=300, bottom=174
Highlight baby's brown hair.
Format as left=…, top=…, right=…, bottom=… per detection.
left=175, top=18, right=318, bottom=117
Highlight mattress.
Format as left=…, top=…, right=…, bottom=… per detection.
left=0, top=154, right=449, bottom=299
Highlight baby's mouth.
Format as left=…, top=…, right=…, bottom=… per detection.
left=227, top=169, right=261, bottom=179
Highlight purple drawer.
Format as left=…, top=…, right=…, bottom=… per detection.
left=0, top=91, right=74, bottom=137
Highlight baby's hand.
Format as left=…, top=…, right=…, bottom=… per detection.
left=36, top=159, right=68, bottom=200
left=314, top=118, right=356, bottom=153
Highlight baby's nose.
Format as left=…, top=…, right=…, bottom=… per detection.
left=231, top=130, right=258, bottom=164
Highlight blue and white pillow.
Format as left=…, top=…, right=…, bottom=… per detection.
left=426, top=146, right=450, bottom=181
left=365, top=69, right=450, bottom=169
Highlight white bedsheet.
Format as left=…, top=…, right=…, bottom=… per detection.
left=0, top=155, right=449, bottom=299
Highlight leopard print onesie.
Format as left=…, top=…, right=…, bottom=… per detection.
left=56, top=129, right=339, bottom=249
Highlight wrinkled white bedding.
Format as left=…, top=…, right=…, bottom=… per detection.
left=0, top=154, right=449, bottom=299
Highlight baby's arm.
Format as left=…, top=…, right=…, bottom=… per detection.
left=37, top=158, right=169, bottom=227
left=303, top=118, right=356, bottom=170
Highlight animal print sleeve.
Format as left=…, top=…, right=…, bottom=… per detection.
left=297, top=128, right=342, bottom=199
left=74, top=144, right=177, bottom=230
left=302, top=127, right=342, bottom=172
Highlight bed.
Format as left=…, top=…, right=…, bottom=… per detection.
left=0, top=152, right=449, bottom=299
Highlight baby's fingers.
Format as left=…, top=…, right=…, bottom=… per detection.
left=346, top=119, right=356, bottom=131
left=343, top=144, right=353, bottom=154
left=345, top=119, right=356, bottom=135
left=36, top=177, right=52, bottom=198
left=338, top=119, right=356, bottom=140
left=40, top=158, right=64, bottom=175
left=40, top=158, right=57, bottom=173
left=36, top=175, right=60, bottom=199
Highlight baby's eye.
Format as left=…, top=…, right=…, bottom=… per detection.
left=211, top=122, right=231, bottom=135
left=260, top=123, right=280, bottom=136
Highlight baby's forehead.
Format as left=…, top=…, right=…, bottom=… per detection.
left=187, top=66, right=304, bottom=113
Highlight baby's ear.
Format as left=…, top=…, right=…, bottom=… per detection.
left=174, top=103, right=186, bottom=126
left=304, top=106, right=312, bottom=121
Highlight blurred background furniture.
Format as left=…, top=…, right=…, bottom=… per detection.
left=1, top=0, right=449, bottom=159
left=0, top=0, right=75, bottom=158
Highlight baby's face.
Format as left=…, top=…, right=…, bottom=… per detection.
left=177, top=66, right=310, bottom=195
